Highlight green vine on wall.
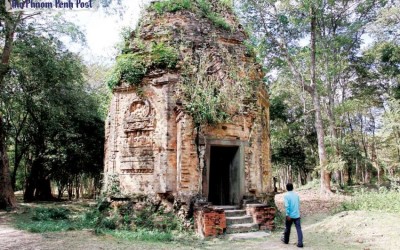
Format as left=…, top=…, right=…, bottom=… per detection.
left=180, top=47, right=260, bottom=125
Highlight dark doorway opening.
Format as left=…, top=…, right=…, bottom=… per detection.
left=208, top=146, right=240, bottom=205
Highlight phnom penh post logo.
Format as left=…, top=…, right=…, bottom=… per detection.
left=6, top=0, right=99, bottom=11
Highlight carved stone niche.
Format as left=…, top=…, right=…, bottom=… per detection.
left=121, top=99, right=156, bottom=174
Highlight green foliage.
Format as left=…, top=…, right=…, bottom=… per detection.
left=132, top=206, right=180, bottom=231
left=2, top=34, right=105, bottom=201
left=32, top=207, right=70, bottom=221
left=180, top=47, right=259, bottom=125
left=151, top=0, right=231, bottom=30
left=17, top=220, right=78, bottom=233
left=151, top=42, right=179, bottom=69
left=14, top=201, right=184, bottom=242
left=107, top=41, right=178, bottom=89
left=103, top=174, right=122, bottom=197
left=218, top=0, right=233, bottom=10
left=197, top=0, right=231, bottom=30
left=107, top=54, right=146, bottom=89
left=151, top=0, right=192, bottom=14
left=339, top=188, right=400, bottom=214
left=274, top=209, right=285, bottom=228
left=182, top=71, right=229, bottom=125
left=205, top=12, right=231, bottom=30
left=108, top=229, right=174, bottom=242
left=16, top=207, right=79, bottom=232
left=93, top=200, right=181, bottom=232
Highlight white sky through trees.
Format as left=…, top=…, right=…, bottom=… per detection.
left=66, top=0, right=150, bottom=63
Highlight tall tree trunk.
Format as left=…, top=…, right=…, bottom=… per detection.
left=0, top=118, right=17, bottom=209
left=310, top=6, right=331, bottom=194
left=24, top=157, right=53, bottom=202
left=0, top=11, right=22, bottom=210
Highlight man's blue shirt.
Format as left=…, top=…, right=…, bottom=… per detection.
left=284, top=191, right=300, bottom=219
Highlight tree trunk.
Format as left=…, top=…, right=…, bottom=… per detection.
left=310, top=6, right=331, bottom=194
left=0, top=11, right=22, bottom=210
left=0, top=117, right=17, bottom=209
left=24, top=158, right=53, bottom=201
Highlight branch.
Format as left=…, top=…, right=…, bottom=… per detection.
left=247, top=0, right=312, bottom=93
left=21, top=12, right=41, bottom=21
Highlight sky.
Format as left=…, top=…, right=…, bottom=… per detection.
left=66, top=0, right=373, bottom=65
left=66, top=0, right=151, bottom=64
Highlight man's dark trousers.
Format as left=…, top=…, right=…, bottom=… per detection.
left=283, top=217, right=303, bottom=246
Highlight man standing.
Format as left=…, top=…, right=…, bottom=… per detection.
left=281, top=183, right=303, bottom=248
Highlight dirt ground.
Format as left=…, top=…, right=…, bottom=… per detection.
left=1, top=189, right=399, bottom=250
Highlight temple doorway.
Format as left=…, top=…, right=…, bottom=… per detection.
left=208, top=146, right=241, bottom=205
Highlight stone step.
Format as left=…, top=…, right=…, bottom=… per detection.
left=226, top=223, right=259, bottom=234
left=212, top=205, right=239, bottom=210
left=224, top=209, right=246, bottom=217
left=226, top=215, right=254, bottom=225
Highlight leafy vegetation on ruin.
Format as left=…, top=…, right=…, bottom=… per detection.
left=180, top=47, right=260, bottom=125
left=107, top=42, right=178, bottom=89
left=107, top=54, right=146, bottom=89
left=1, top=0, right=400, bottom=248
left=150, top=0, right=232, bottom=31
left=197, top=0, right=232, bottom=31
left=151, top=0, right=192, bottom=14
left=150, top=42, right=179, bottom=69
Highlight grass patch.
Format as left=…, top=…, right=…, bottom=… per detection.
left=14, top=205, right=103, bottom=233
left=339, top=188, right=400, bottom=213
left=32, top=207, right=70, bottom=221
left=104, top=229, right=174, bottom=242
left=13, top=201, right=188, bottom=243
left=17, top=219, right=79, bottom=233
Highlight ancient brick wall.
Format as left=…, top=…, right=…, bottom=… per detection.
left=103, top=0, right=273, bottom=208
left=246, top=204, right=276, bottom=231
left=194, top=206, right=226, bottom=238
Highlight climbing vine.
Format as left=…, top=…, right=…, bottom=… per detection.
left=180, top=47, right=260, bottom=125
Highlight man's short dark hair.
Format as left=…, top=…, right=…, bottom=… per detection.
left=286, top=183, right=293, bottom=191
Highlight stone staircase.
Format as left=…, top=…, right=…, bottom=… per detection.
left=213, top=205, right=259, bottom=234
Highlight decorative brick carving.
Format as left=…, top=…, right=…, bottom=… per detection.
left=121, top=99, right=155, bottom=174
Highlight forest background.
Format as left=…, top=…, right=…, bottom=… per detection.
left=0, top=0, right=399, bottom=210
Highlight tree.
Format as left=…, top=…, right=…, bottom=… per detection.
left=0, top=0, right=88, bottom=208
left=239, top=0, right=386, bottom=193
left=1, top=33, right=105, bottom=201
left=239, top=0, right=332, bottom=193
left=0, top=4, right=22, bottom=209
